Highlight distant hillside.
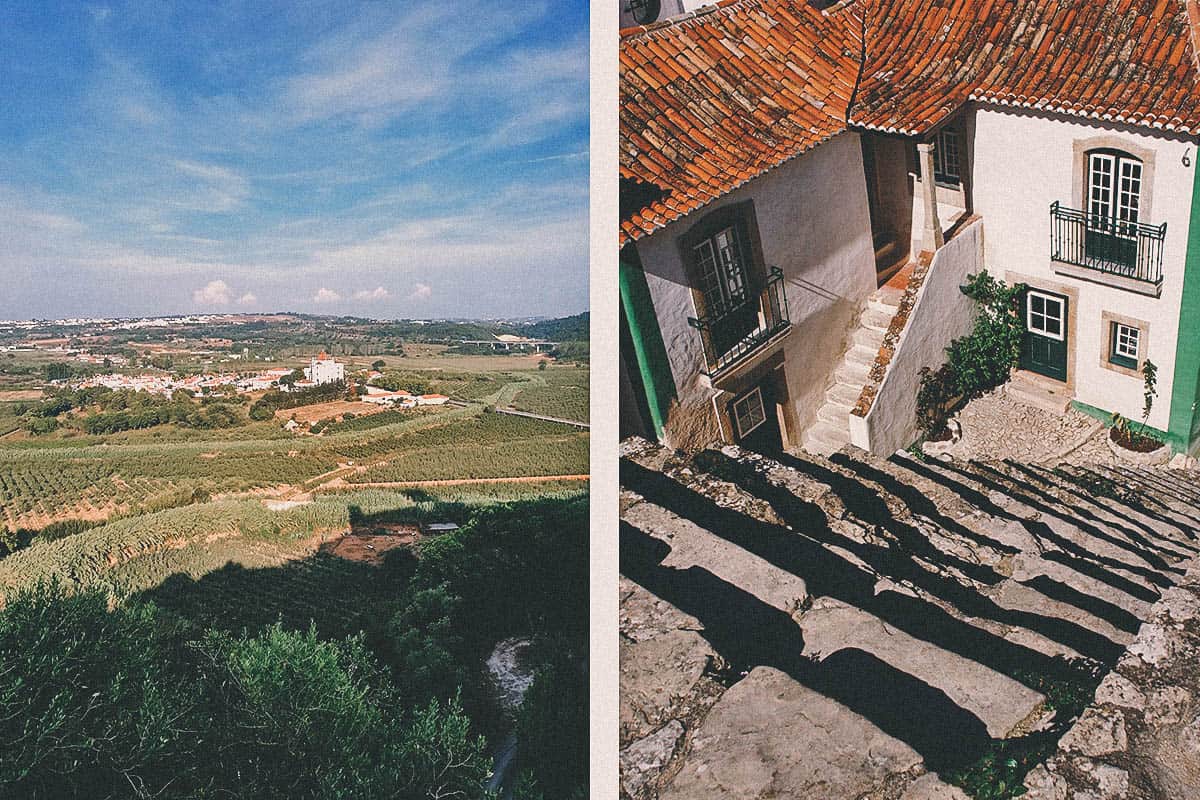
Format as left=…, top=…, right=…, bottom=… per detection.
left=523, top=312, right=588, bottom=342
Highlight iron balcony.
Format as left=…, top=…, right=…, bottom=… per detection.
left=689, top=266, right=791, bottom=377
left=1050, top=201, right=1165, bottom=293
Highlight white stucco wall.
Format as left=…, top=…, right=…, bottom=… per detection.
left=851, top=219, right=985, bottom=454
left=971, top=104, right=1197, bottom=431
left=634, top=131, right=876, bottom=436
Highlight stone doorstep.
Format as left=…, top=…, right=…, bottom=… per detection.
left=1005, top=372, right=1073, bottom=414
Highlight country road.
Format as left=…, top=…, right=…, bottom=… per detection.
left=492, top=406, right=589, bottom=429
left=322, top=474, right=589, bottom=489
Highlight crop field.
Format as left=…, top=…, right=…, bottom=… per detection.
left=0, top=483, right=587, bottom=626
left=0, top=362, right=587, bottom=552
left=509, top=367, right=589, bottom=422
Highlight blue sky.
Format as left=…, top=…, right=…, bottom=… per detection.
left=0, top=1, right=588, bottom=320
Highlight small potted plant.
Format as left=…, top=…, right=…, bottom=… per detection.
left=1106, top=360, right=1171, bottom=465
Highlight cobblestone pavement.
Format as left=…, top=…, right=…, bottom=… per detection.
left=939, top=387, right=1109, bottom=465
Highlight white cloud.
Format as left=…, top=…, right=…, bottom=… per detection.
left=193, top=280, right=232, bottom=306
left=312, top=287, right=341, bottom=303
left=237, top=292, right=257, bottom=306
left=409, top=283, right=432, bottom=301
left=353, top=286, right=389, bottom=301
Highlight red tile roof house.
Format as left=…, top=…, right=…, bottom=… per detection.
left=619, top=0, right=1200, bottom=458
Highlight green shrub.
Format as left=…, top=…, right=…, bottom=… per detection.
left=946, top=272, right=1026, bottom=399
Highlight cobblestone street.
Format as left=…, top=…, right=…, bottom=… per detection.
left=938, top=386, right=1108, bottom=465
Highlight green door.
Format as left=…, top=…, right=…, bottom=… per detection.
left=1019, top=290, right=1068, bottom=382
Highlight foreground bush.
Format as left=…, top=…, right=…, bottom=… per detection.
left=0, top=585, right=491, bottom=800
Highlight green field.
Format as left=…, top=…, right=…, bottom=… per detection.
left=509, top=366, right=589, bottom=421
left=0, top=363, right=588, bottom=535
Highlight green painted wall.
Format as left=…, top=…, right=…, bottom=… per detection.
left=619, top=256, right=676, bottom=438
left=1071, top=400, right=1169, bottom=442
left=1166, top=150, right=1200, bottom=454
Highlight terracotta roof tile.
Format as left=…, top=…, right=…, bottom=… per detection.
left=621, top=0, right=1200, bottom=244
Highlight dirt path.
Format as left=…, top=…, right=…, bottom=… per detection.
left=494, top=406, right=589, bottom=429
left=324, top=474, right=590, bottom=489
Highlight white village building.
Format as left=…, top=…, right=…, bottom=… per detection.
left=304, top=351, right=345, bottom=385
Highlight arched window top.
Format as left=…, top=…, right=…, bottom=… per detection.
left=1086, top=146, right=1142, bottom=163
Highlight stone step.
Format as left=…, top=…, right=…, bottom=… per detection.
left=868, top=288, right=903, bottom=315
left=861, top=307, right=894, bottom=333
left=621, top=434, right=1200, bottom=798
left=803, top=420, right=850, bottom=456
left=622, top=492, right=810, bottom=615
left=826, top=381, right=863, bottom=409
left=844, top=343, right=879, bottom=369
left=1005, top=375, right=1072, bottom=414
left=817, top=401, right=851, bottom=426
left=852, top=325, right=886, bottom=351
left=835, top=358, right=870, bottom=386
left=799, top=598, right=1045, bottom=738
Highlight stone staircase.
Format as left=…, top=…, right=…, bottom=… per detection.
left=802, top=285, right=903, bottom=455
left=618, top=436, right=1200, bottom=799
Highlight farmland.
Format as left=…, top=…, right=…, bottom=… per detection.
left=0, top=313, right=589, bottom=799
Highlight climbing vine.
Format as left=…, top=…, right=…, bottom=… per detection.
left=915, top=271, right=1025, bottom=437
left=945, top=271, right=1027, bottom=399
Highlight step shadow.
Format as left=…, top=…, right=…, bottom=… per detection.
left=1054, top=465, right=1198, bottom=541
left=941, top=460, right=1175, bottom=589
left=621, top=458, right=1122, bottom=687
left=699, top=451, right=1124, bottom=665
left=829, top=452, right=1020, bottom=556
left=620, top=521, right=996, bottom=773
left=1013, top=462, right=1199, bottom=557
left=886, top=455, right=1163, bottom=605
left=981, top=461, right=1185, bottom=574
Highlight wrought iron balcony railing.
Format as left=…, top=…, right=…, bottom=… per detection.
left=689, top=266, right=790, bottom=376
left=1050, top=201, right=1165, bottom=289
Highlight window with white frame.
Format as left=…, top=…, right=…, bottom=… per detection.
left=933, top=127, right=961, bottom=185
left=1088, top=150, right=1141, bottom=230
left=1110, top=322, right=1140, bottom=369
left=1026, top=291, right=1065, bottom=340
left=732, top=387, right=766, bottom=438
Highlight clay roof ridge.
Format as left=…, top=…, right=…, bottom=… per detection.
left=619, top=0, right=752, bottom=41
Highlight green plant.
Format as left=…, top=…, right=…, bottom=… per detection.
left=916, top=364, right=958, bottom=437
left=1141, top=359, right=1158, bottom=426
left=945, top=272, right=1026, bottom=400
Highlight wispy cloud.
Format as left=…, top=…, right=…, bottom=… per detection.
left=0, top=1, right=588, bottom=319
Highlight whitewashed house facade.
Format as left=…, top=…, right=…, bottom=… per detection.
left=619, top=0, right=1200, bottom=457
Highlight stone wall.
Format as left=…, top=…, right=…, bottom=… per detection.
left=1024, top=556, right=1200, bottom=799
left=850, top=217, right=984, bottom=455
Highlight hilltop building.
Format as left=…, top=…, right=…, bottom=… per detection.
left=305, top=351, right=345, bottom=385
left=619, top=0, right=1200, bottom=457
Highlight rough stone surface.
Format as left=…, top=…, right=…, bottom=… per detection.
left=618, top=436, right=1200, bottom=799
left=940, top=389, right=1102, bottom=464
left=620, top=721, right=685, bottom=800
left=1059, top=708, right=1128, bottom=757
left=1025, top=558, right=1200, bottom=799
left=661, top=667, right=922, bottom=800
left=1093, top=672, right=1146, bottom=710
left=898, top=773, right=970, bottom=799
left=619, top=630, right=714, bottom=741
